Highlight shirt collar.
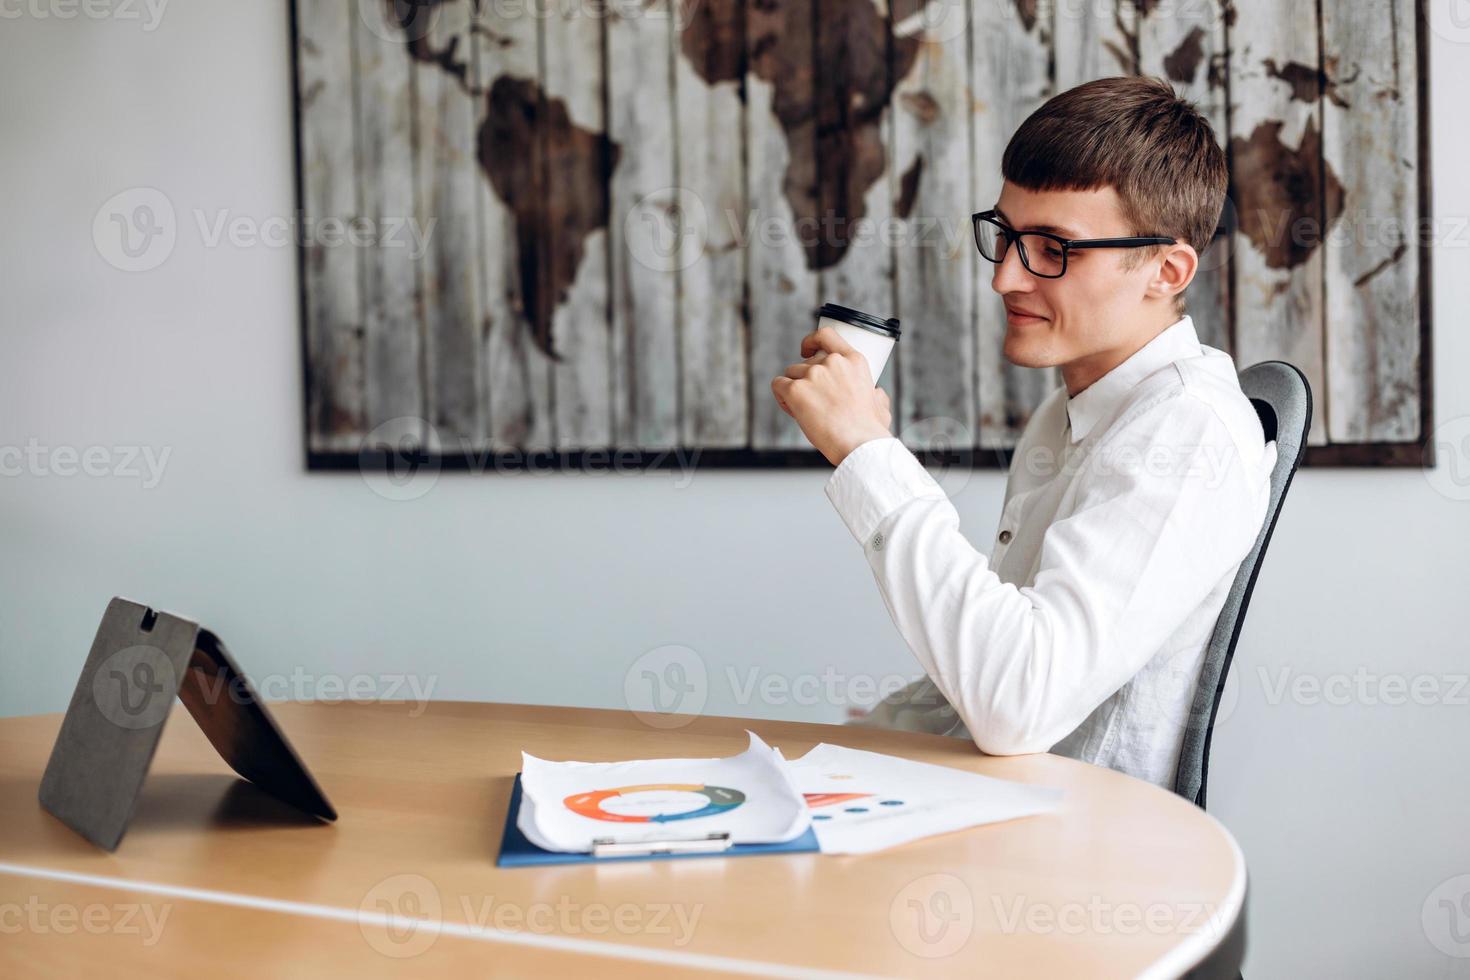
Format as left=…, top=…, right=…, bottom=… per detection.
left=1065, top=315, right=1203, bottom=443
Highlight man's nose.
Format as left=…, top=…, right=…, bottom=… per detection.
left=990, top=241, right=1033, bottom=295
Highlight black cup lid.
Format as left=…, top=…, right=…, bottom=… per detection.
left=817, top=303, right=901, bottom=339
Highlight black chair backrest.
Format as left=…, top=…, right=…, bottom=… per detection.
left=1174, top=361, right=1312, bottom=808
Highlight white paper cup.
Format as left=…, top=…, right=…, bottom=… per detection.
left=816, top=303, right=901, bottom=384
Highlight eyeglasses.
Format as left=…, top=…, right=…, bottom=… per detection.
left=971, top=209, right=1176, bottom=279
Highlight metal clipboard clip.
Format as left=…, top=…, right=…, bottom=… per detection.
left=591, top=832, right=733, bottom=859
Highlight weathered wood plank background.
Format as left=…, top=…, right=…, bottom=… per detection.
left=296, top=0, right=1429, bottom=467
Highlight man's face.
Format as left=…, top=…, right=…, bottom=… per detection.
left=990, top=182, right=1162, bottom=373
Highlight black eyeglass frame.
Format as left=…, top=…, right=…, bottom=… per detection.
left=971, top=209, right=1177, bottom=279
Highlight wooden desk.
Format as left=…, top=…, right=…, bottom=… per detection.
left=0, top=701, right=1244, bottom=978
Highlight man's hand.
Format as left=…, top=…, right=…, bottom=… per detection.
left=771, top=326, right=893, bottom=466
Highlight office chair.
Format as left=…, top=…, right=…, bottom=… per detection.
left=1174, top=361, right=1312, bottom=809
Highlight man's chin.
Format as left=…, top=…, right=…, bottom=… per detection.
left=1002, top=334, right=1058, bottom=369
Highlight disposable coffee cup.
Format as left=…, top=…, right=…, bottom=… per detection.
left=816, top=303, right=901, bottom=384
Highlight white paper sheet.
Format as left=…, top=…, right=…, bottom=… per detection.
left=786, top=743, right=1063, bottom=854
left=518, top=732, right=811, bottom=853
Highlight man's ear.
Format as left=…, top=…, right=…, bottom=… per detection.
left=1145, top=243, right=1198, bottom=304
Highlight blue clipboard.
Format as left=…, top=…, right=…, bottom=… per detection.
left=496, top=774, right=821, bottom=867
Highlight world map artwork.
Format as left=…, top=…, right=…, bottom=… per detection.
left=296, top=0, right=1428, bottom=467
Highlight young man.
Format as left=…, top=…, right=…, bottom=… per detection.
left=770, top=76, right=1277, bottom=789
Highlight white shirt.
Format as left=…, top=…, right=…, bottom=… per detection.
left=825, top=315, right=1277, bottom=788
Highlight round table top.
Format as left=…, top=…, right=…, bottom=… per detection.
left=0, top=700, right=1245, bottom=978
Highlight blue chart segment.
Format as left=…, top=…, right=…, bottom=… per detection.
left=804, top=793, right=907, bottom=821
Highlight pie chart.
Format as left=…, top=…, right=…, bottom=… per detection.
left=564, top=784, right=746, bottom=823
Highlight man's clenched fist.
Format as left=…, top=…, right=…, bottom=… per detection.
left=771, top=326, right=893, bottom=466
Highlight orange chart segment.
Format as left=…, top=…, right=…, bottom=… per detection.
left=802, top=793, right=873, bottom=809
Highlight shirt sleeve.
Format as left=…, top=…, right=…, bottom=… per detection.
left=823, top=392, right=1269, bottom=756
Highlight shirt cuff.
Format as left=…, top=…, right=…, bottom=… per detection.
left=823, top=437, right=946, bottom=545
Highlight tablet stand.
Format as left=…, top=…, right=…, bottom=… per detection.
left=39, top=597, right=337, bottom=851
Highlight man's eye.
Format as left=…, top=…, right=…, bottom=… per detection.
left=1044, top=244, right=1064, bottom=259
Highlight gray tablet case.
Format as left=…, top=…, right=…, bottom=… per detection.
left=39, top=597, right=337, bottom=851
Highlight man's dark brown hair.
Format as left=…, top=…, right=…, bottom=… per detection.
left=1001, top=75, right=1227, bottom=290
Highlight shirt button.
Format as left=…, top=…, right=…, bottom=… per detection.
left=998, top=529, right=1012, bottom=544
left=871, top=532, right=885, bottom=551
